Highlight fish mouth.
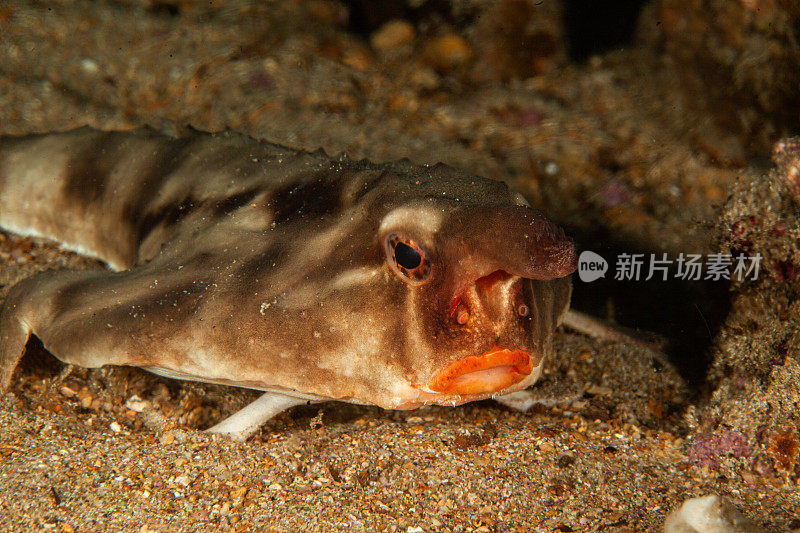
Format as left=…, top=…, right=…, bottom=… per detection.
left=427, top=346, right=534, bottom=395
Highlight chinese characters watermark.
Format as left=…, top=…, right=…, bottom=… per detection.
left=577, top=251, right=761, bottom=283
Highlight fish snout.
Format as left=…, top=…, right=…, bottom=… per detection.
left=427, top=346, right=537, bottom=395
left=449, top=269, right=531, bottom=332
left=473, top=269, right=525, bottom=325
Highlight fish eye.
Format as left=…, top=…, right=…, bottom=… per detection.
left=385, top=234, right=431, bottom=284
left=394, top=242, right=421, bottom=269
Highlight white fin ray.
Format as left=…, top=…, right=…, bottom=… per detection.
left=205, top=392, right=314, bottom=441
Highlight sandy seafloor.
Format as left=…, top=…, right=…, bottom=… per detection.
left=0, top=1, right=798, bottom=531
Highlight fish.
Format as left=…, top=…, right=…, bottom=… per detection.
left=0, top=127, right=576, bottom=440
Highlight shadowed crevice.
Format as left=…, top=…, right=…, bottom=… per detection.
left=566, top=228, right=732, bottom=390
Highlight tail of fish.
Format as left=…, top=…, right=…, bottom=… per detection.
left=0, top=127, right=297, bottom=270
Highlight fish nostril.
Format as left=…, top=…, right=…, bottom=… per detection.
left=449, top=297, right=471, bottom=325
left=517, top=304, right=529, bottom=317
left=475, top=269, right=512, bottom=292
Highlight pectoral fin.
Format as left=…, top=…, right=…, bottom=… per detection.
left=1, top=266, right=317, bottom=441
left=0, top=278, right=36, bottom=391
left=0, top=271, right=98, bottom=390
left=0, top=258, right=212, bottom=391
left=205, top=392, right=313, bottom=441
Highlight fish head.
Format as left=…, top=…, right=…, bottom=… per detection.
left=227, top=163, right=574, bottom=410
left=371, top=189, right=575, bottom=409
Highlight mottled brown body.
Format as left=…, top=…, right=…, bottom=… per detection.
left=0, top=128, right=574, bottom=430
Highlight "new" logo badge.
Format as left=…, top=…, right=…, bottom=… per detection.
left=578, top=250, right=608, bottom=282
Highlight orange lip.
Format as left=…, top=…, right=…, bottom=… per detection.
left=428, top=347, right=534, bottom=395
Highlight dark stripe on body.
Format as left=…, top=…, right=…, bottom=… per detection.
left=136, top=196, right=197, bottom=242
left=49, top=271, right=117, bottom=320
left=235, top=245, right=288, bottom=281
left=61, top=133, right=125, bottom=207
left=119, top=136, right=196, bottom=242
left=270, top=175, right=344, bottom=225
left=213, top=188, right=262, bottom=216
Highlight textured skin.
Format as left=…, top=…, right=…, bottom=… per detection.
left=0, top=128, right=574, bottom=411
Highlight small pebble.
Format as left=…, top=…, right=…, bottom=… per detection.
left=79, top=394, right=93, bottom=410
left=125, top=395, right=150, bottom=412
left=664, top=494, right=762, bottom=533
left=424, top=34, right=472, bottom=71
left=80, top=58, right=98, bottom=73
left=371, top=20, right=415, bottom=54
